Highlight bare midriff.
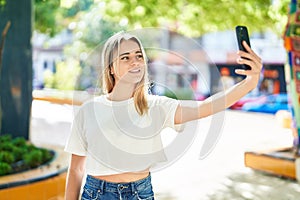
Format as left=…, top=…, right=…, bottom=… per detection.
left=92, top=170, right=150, bottom=183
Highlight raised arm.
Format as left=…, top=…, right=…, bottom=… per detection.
left=175, top=41, right=262, bottom=124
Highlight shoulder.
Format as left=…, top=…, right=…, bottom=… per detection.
left=147, top=94, right=177, bottom=101
left=147, top=94, right=179, bottom=106
left=82, top=95, right=105, bottom=105
left=77, top=95, right=106, bottom=111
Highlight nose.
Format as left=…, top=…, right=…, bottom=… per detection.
left=130, top=56, right=139, bottom=66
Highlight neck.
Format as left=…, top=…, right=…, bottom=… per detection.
left=108, top=82, right=137, bottom=101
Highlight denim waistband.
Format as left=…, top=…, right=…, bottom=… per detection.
left=85, top=173, right=151, bottom=194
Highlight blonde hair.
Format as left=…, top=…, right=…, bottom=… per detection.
left=102, top=31, right=149, bottom=115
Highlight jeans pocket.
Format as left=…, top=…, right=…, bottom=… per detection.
left=81, top=187, right=100, bottom=200
left=136, top=193, right=155, bottom=200
left=135, top=186, right=155, bottom=200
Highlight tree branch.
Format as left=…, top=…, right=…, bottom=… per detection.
left=0, top=20, right=11, bottom=70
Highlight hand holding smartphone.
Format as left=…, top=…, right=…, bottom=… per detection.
left=235, top=25, right=251, bottom=70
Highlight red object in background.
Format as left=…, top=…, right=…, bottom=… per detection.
left=230, top=96, right=263, bottom=110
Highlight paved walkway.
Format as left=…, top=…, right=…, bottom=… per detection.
left=30, top=100, right=300, bottom=200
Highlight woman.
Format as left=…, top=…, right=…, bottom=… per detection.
left=64, top=31, right=262, bottom=200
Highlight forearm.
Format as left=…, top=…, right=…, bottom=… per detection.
left=175, top=78, right=257, bottom=123
left=202, top=77, right=257, bottom=117
left=65, top=168, right=85, bottom=200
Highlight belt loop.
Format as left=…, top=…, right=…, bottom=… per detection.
left=131, top=182, right=137, bottom=195
left=99, top=178, right=104, bottom=194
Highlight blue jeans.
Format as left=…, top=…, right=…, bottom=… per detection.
left=81, top=174, right=155, bottom=200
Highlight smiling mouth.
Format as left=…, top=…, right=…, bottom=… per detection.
left=129, top=69, right=141, bottom=73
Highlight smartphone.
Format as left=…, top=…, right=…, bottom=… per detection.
left=235, top=25, right=251, bottom=70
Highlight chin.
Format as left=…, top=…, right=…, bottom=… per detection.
left=124, top=73, right=144, bottom=83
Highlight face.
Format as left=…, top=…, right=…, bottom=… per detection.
left=111, top=39, right=145, bottom=85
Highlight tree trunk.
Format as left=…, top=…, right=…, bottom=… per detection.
left=0, top=0, right=33, bottom=139
left=0, top=21, right=11, bottom=133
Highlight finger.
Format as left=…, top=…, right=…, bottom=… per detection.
left=237, top=51, right=262, bottom=69
left=235, top=69, right=247, bottom=76
left=236, top=58, right=260, bottom=73
left=236, top=58, right=252, bottom=69
left=242, top=41, right=251, bottom=51
left=237, top=52, right=258, bottom=68
left=237, top=50, right=253, bottom=60
left=242, top=41, right=261, bottom=60
left=235, top=67, right=259, bottom=76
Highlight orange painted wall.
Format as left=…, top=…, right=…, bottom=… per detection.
left=0, top=172, right=66, bottom=200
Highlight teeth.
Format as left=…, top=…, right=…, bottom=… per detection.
left=130, top=69, right=140, bottom=73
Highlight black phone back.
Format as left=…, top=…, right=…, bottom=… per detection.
left=235, top=25, right=251, bottom=70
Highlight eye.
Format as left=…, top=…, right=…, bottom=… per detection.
left=136, top=54, right=144, bottom=60
left=120, top=56, right=129, bottom=61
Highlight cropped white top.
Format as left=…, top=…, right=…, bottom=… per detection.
left=64, top=94, right=183, bottom=176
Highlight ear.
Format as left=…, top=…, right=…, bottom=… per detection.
left=110, top=66, right=115, bottom=75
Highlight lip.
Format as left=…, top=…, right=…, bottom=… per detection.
left=129, top=68, right=141, bottom=73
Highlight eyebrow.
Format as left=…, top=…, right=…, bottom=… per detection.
left=119, top=50, right=142, bottom=57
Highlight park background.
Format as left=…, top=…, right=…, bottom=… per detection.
left=1, top=0, right=300, bottom=199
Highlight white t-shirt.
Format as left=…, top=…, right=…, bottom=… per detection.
left=64, top=94, right=183, bottom=176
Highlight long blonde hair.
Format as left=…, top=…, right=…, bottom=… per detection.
left=102, top=31, right=149, bottom=115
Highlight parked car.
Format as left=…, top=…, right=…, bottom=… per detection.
left=241, top=93, right=289, bottom=114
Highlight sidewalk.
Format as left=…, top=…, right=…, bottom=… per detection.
left=30, top=100, right=300, bottom=200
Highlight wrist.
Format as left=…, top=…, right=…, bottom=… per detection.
left=245, top=75, right=259, bottom=90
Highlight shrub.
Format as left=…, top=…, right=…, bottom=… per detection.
left=0, top=162, right=12, bottom=176
left=0, top=142, right=14, bottom=151
left=12, top=137, right=27, bottom=147
left=43, top=59, right=82, bottom=90
left=24, top=150, right=43, bottom=168
left=0, top=151, right=15, bottom=164
left=0, top=135, right=54, bottom=176
left=12, top=146, right=27, bottom=161
left=0, top=134, right=12, bottom=143
left=164, top=88, right=194, bottom=100
left=41, top=148, right=53, bottom=163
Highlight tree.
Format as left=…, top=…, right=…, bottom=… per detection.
left=100, top=0, right=290, bottom=37
left=34, top=0, right=94, bottom=36
left=0, top=0, right=293, bottom=141
left=0, top=21, right=11, bottom=133
left=7, top=0, right=289, bottom=38
left=0, top=0, right=32, bottom=139
left=34, top=0, right=61, bottom=36
left=62, top=4, right=125, bottom=90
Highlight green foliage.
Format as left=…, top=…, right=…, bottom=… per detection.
left=0, top=135, right=54, bottom=176
left=43, top=70, right=55, bottom=89
left=59, top=4, right=125, bottom=90
left=11, top=137, right=27, bottom=147
left=12, top=146, right=26, bottom=161
left=32, top=0, right=292, bottom=90
left=43, top=59, right=82, bottom=90
left=0, top=151, right=15, bottom=164
left=164, top=88, right=194, bottom=100
left=100, top=0, right=291, bottom=37
left=41, top=148, right=53, bottom=163
left=24, top=150, right=43, bottom=168
left=0, top=134, right=11, bottom=143
left=34, top=0, right=61, bottom=36
left=34, top=0, right=95, bottom=36
left=0, top=0, right=6, bottom=8
left=54, top=59, right=82, bottom=90
left=80, top=19, right=125, bottom=48
left=1, top=0, right=293, bottom=37
left=0, top=142, right=14, bottom=151
left=44, top=4, right=126, bottom=90
left=61, top=0, right=94, bottom=17
left=64, top=3, right=125, bottom=54
left=0, top=162, right=12, bottom=176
